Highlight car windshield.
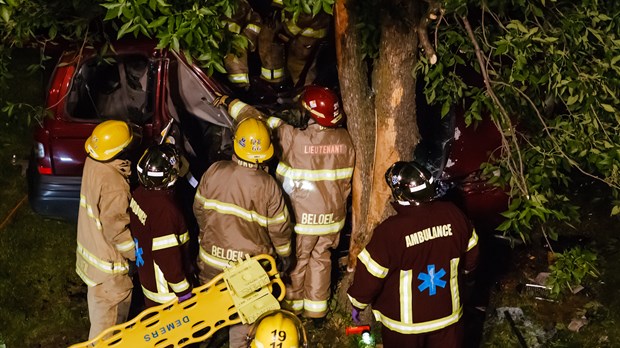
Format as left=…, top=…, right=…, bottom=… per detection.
left=65, top=54, right=153, bottom=125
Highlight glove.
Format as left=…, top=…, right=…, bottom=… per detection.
left=278, top=254, right=295, bottom=274
left=212, top=94, right=230, bottom=108
left=178, top=292, right=193, bottom=303
left=127, top=260, right=138, bottom=277
left=352, top=307, right=362, bottom=325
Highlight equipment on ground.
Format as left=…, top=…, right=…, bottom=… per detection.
left=69, top=254, right=285, bottom=348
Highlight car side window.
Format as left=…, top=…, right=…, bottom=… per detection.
left=66, top=54, right=153, bottom=125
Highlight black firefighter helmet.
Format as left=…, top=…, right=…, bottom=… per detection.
left=136, top=144, right=180, bottom=189
left=385, top=161, right=437, bottom=204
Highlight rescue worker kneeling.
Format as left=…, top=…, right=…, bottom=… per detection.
left=129, top=144, right=194, bottom=309
left=193, top=117, right=293, bottom=348
left=348, top=161, right=480, bottom=348
left=246, top=309, right=308, bottom=348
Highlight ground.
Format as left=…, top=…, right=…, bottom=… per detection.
left=1, top=49, right=620, bottom=347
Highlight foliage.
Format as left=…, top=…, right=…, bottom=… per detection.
left=0, top=0, right=103, bottom=125
left=99, top=0, right=335, bottom=75
left=352, top=0, right=380, bottom=60
left=547, top=247, right=599, bottom=298
left=417, top=0, right=620, bottom=242
left=281, top=0, right=335, bottom=22
left=99, top=0, right=238, bottom=75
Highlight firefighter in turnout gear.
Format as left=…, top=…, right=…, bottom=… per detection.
left=76, top=120, right=136, bottom=339
left=258, top=1, right=332, bottom=87
left=217, top=85, right=355, bottom=321
left=223, top=0, right=262, bottom=89
left=129, top=144, right=194, bottom=309
left=279, top=10, right=331, bottom=86
left=246, top=309, right=308, bottom=348
left=347, top=161, right=480, bottom=347
left=193, top=117, right=293, bottom=348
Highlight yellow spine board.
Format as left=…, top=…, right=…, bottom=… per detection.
left=69, top=254, right=285, bottom=348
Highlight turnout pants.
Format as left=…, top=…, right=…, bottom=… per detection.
left=285, top=233, right=339, bottom=318
left=87, top=275, right=133, bottom=339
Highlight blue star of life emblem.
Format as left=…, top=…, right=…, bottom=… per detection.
left=134, top=237, right=144, bottom=267
left=238, top=137, right=246, bottom=148
left=417, top=264, right=446, bottom=296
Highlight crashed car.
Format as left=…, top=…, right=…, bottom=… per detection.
left=27, top=40, right=236, bottom=220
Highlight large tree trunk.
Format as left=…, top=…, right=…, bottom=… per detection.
left=336, top=0, right=420, bottom=269
left=334, top=0, right=421, bottom=313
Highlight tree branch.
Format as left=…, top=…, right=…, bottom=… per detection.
left=418, top=1, right=442, bottom=64
left=461, top=15, right=529, bottom=196
left=495, top=80, right=620, bottom=190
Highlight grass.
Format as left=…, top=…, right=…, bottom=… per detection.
left=0, top=48, right=89, bottom=347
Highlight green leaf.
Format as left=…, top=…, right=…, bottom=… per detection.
left=441, top=100, right=451, bottom=117
left=104, top=7, right=121, bottom=20
left=147, top=16, right=167, bottom=29
left=1, top=6, right=10, bottom=23
left=171, top=36, right=180, bottom=52
left=323, top=1, right=333, bottom=15
left=601, top=104, right=615, bottom=112
left=312, top=0, right=321, bottom=17
left=494, top=44, right=508, bottom=55
left=212, top=60, right=226, bottom=74
left=117, top=20, right=134, bottom=39
left=496, top=219, right=512, bottom=232
left=566, top=95, right=578, bottom=106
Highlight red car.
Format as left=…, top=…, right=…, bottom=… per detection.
left=27, top=39, right=234, bottom=220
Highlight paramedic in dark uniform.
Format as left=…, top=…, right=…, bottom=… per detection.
left=129, top=144, right=193, bottom=308
left=347, top=161, right=479, bottom=347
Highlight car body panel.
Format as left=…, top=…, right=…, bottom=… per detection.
left=29, top=41, right=169, bottom=219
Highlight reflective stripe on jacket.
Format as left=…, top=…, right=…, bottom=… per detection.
left=229, top=100, right=355, bottom=236
left=193, top=160, right=293, bottom=268
left=129, top=186, right=192, bottom=305
left=282, top=11, right=330, bottom=39
left=273, top=121, right=354, bottom=235
left=348, top=201, right=480, bottom=335
left=76, top=157, right=134, bottom=286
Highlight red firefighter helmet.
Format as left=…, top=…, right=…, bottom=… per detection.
left=300, top=85, right=344, bottom=128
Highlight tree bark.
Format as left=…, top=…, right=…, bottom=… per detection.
left=367, top=0, right=420, bottom=246
left=334, top=0, right=422, bottom=319
left=334, top=0, right=375, bottom=269
left=336, top=0, right=421, bottom=269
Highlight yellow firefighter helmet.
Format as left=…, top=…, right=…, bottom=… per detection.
left=84, top=120, right=133, bottom=161
left=233, top=117, right=274, bottom=164
left=248, top=310, right=307, bottom=348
